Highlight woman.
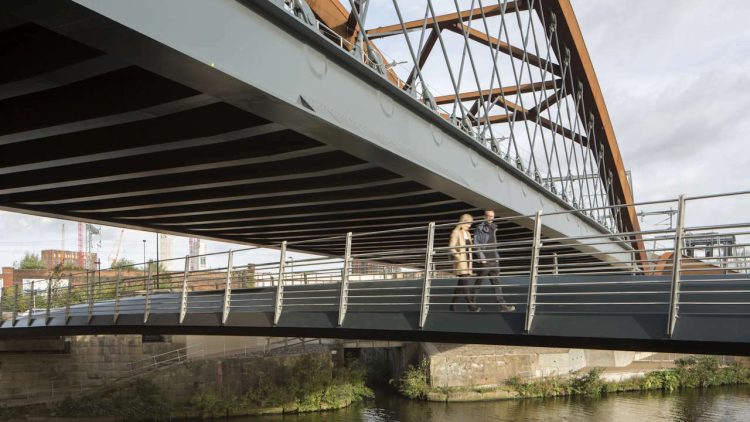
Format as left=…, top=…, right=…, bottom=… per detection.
left=449, top=213, right=479, bottom=311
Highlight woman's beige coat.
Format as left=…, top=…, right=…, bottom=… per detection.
left=449, top=226, right=473, bottom=275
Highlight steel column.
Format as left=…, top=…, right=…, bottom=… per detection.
left=524, top=210, right=543, bottom=333
left=667, top=194, right=686, bottom=338
left=65, top=274, right=73, bottom=324
left=11, top=285, right=18, bottom=327
left=45, top=276, right=53, bottom=325
left=273, top=241, right=287, bottom=326
left=86, top=271, right=94, bottom=324
left=143, top=266, right=153, bottom=324
left=28, top=280, right=35, bottom=326
left=113, top=270, right=122, bottom=323
left=419, top=222, right=436, bottom=329
left=179, top=255, right=190, bottom=324
left=222, top=250, right=234, bottom=325
left=338, top=232, right=353, bottom=327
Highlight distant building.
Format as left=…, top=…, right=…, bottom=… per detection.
left=40, top=250, right=96, bottom=270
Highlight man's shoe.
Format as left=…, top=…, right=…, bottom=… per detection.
left=499, top=305, right=516, bottom=312
left=468, top=306, right=482, bottom=312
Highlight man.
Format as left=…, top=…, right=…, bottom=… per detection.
left=473, top=210, right=515, bottom=312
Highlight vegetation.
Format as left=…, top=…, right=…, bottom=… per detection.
left=55, top=379, right=171, bottom=421
left=111, top=258, right=136, bottom=269
left=504, top=356, right=750, bottom=399
left=392, top=358, right=431, bottom=399
left=188, top=354, right=373, bottom=419
left=18, top=253, right=45, bottom=269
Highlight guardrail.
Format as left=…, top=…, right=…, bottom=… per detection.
left=1, top=190, right=749, bottom=339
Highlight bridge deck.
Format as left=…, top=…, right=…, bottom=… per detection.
left=3, top=275, right=749, bottom=355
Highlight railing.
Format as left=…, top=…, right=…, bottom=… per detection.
left=2, top=190, right=750, bottom=339
left=272, top=0, right=625, bottom=232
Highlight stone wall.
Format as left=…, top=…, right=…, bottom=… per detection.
left=0, top=334, right=185, bottom=405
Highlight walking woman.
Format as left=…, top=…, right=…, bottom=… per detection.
left=449, top=213, right=479, bottom=311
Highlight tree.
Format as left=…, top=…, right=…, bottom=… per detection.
left=144, top=260, right=167, bottom=274
left=19, top=253, right=45, bottom=269
left=111, top=258, right=136, bottom=270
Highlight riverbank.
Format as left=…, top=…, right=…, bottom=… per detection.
left=0, top=353, right=372, bottom=421
left=395, top=355, right=750, bottom=402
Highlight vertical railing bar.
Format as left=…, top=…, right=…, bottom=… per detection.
left=45, top=276, right=52, bottom=325
left=113, top=269, right=122, bottom=324
left=86, top=271, right=94, bottom=324
left=179, top=255, right=190, bottom=324
left=419, top=222, right=436, bottom=329
left=273, top=241, right=287, bottom=326
left=338, top=233, right=353, bottom=327
left=0, top=282, right=4, bottom=328
left=552, top=252, right=559, bottom=275
left=667, top=194, right=686, bottom=338
left=524, top=210, right=543, bottom=333
left=222, top=250, right=234, bottom=325
left=29, top=280, right=35, bottom=326
left=12, top=284, right=19, bottom=327
left=144, top=265, right=153, bottom=324
left=65, top=273, right=73, bottom=324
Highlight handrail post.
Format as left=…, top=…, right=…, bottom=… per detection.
left=667, top=194, right=686, bottom=338
left=337, top=233, right=353, bottom=327
left=29, top=280, right=35, bottom=326
left=552, top=252, right=559, bottom=275
left=113, top=269, right=122, bottom=324
left=524, top=211, right=543, bottom=333
left=179, top=255, right=190, bottom=324
left=222, top=250, right=234, bottom=325
left=0, top=282, right=4, bottom=327
left=65, top=274, right=73, bottom=324
left=273, top=241, right=287, bottom=326
left=12, top=284, right=19, bottom=326
left=45, top=276, right=52, bottom=325
left=86, top=271, right=94, bottom=324
left=144, top=266, right=153, bottom=324
left=419, top=222, right=436, bottom=329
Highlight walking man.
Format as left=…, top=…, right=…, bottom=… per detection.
left=473, top=210, right=515, bottom=312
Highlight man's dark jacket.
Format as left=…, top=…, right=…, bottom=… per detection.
left=474, top=221, right=499, bottom=262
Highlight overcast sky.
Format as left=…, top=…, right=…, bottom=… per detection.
left=1, top=1, right=749, bottom=269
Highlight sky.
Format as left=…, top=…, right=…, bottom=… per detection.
left=1, top=0, right=749, bottom=269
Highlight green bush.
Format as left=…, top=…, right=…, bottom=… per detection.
left=393, top=359, right=431, bottom=399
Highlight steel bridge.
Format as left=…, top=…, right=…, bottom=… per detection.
left=1, top=1, right=747, bottom=354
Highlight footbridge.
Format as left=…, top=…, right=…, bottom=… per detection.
left=2, top=1, right=749, bottom=355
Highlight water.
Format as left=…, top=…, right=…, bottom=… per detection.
left=216, top=386, right=750, bottom=422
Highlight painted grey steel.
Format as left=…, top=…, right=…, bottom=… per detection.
left=28, top=281, right=35, bottom=326
left=144, top=266, right=152, bottom=324
left=667, top=195, right=686, bottom=338
left=273, top=241, right=287, bottom=326
left=222, top=250, right=234, bottom=325
left=179, top=255, right=189, bottom=324
left=65, top=277, right=73, bottom=324
left=113, top=270, right=122, bottom=323
left=11, top=285, right=18, bottom=327
left=86, top=272, right=94, bottom=324
left=338, top=232, right=353, bottom=327
left=64, top=0, right=630, bottom=262
left=44, top=277, right=52, bottom=324
left=524, top=210, right=543, bottom=333
left=419, top=222, right=435, bottom=329
left=0, top=284, right=4, bottom=322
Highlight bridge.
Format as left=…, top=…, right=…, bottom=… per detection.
left=1, top=0, right=748, bottom=355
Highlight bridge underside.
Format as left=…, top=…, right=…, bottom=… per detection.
left=1, top=275, right=749, bottom=356
left=0, top=0, right=611, bottom=266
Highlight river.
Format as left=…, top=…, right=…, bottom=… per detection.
left=217, top=385, right=750, bottom=422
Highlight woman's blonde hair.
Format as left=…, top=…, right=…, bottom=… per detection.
left=457, top=213, right=474, bottom=227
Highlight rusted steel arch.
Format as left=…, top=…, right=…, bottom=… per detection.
left=532, top=0, right=643, bottom=253
left=303, top=0, right=642, bottom=259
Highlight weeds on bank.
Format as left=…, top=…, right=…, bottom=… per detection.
left=507, top=356, right=750, bottom=398
left=393, top=356, right=750, bottom=401
left=55, top=379, right=171, bottom=421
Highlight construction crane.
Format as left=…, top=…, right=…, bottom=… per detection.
left=108, top=228, right=125, bottom=267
